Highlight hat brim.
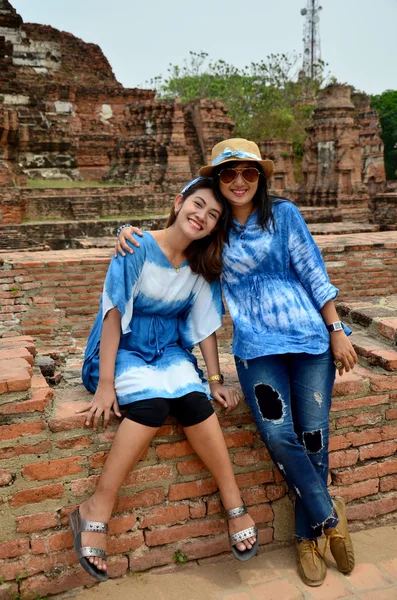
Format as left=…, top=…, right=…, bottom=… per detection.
left=199, top=157, right=275, bottom=180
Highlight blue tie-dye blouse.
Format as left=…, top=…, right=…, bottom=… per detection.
left=221, top=199, right=342, bottom=359
left=82, top=232, right=223, bottom=405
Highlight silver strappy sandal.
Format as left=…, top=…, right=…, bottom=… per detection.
left=69, top=508, right=109, bottom=582
left=223, top=501, right=259, bottom=561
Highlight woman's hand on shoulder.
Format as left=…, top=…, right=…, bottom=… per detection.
left=115, top=226, right=143, bottom=258
left=330, top=332, right=358, bottom=377
left=209, top=382, right=240, bottom=413
left=75, top=382, right=122, bottom=430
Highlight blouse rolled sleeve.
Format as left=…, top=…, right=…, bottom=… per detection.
left=102, top=237, right=146, bottom=334
left=287, top=203, right=338, bottom=311
left=179, top=278, right=223, bottom=347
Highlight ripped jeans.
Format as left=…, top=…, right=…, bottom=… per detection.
left=235, top=347, right=336, bottom=539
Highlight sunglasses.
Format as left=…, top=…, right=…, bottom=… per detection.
left=218, top=167, right=261, bottom=184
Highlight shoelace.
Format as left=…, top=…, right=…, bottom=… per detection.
left=322, top=529, right=346, bottom=559
left=300, top=540, right=322, bottom=567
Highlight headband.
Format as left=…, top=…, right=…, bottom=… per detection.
left=180, top=177, right=206, bottom=194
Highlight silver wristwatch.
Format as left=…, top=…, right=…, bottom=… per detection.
left=326, top=321, right=343, bottom=332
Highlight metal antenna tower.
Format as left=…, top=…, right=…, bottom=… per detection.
left=301, top=0, right=322, bottom=79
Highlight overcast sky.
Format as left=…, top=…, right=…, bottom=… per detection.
left=12, top=0, right=397, bottom=96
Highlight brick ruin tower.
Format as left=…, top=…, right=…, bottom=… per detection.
left=300, top=84, right=369, bottom=221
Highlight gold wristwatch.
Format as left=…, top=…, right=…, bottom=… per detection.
left=207, top=373, right=224, bottom=384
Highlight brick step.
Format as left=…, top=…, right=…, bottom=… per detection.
left=308, top=222, right=380, bottom=236
left=350, top=330, right=397, bottom=371
left=299, top=207, right=342, bottom=223
left=339, top=296, right=397, bottom=347
left=0, top=216, right=169, bottom=250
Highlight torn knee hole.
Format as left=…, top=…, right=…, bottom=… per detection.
left=254, top=384, right=283, bottom=421
left=303, top=430, right=323, bottom=453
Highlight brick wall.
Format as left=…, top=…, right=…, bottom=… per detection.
left=0, top=317, right=396, bottom=596
left=2, top=232, right=397, bottom=352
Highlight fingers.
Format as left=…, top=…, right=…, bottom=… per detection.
left=114, top=240, right=126, bottom=258
left=113, top=398, right=122, bottom=418
left=126, top=233, right=140, bottom=248
left=103, top=408, right=110, bottom=431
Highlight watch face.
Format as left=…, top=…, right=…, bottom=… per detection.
left=334, top=322, right=343, bottom=331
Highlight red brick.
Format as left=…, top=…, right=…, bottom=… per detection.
left=16, top=511, right=58, bottom=533
left=378, top=458, right=397, bottom=477
left=189, top=500, right=206, bottom=519
left=329, top=435, right=351, bottom=451
left=88, top=451, right=107, bottom=468
left=0, top=421, right=45, bottom=441
left=224, top=431, right=254, bottom=448
left=114, top=487, right=165, bottom=513
left=139, top=504, right=189, bottom=528
left=332, top=463, right=379, bottom=485
left=156, top=440, right=193, bottom=459
left=257, top=526, right=274, bottom=546
left=0, top=549, right=75, bottom=581
left=386, top=408, right=397, bottom=420
left=9, top=483, right=64, bottom=507
left=347, top=495, right=397, bottom=521
left=31, top=530, right=73, bottom=554
left=178, top=534, right=230, bottom=561
left=346, top=428, right=382, bottom=447
left=236, top=470, right=274, bottom=488
left=330, top=479, right=379, bottom=503
left=0, top=368, right=31, bottom=392
left=331, top=394, right=390, bottom=412
left=57, top=435, right=92, bottom=449
left=145, top=518, right=226, bottom=546
left=233, top=447, right=271, bottom=466
left=0, top=392, right=52, bottom=415
left=206, top=498, right=221, bottom=515
left=248, top=503, right=274, bottom=524
left=0, top=440, right=51, bottom=460
left=382, top=424, right=397, bottom=440
left=107, top=531, right=144, bottom=554
left=108, top=514, right=136, bottom=535
left=177, top=458, right=207, bottom=475
left=0, top=538, right=29, bottom=559
left=265, top=484, right=287, bottom=502
left=332, top=370, right=365, bottom=397
left=71, top=475, right=99, bottom=496
left=336, top=412, right=382, bottom=429
left=124, top=465, right=173, bottom=486
left=380, top=474, right=397, bottom=492
left=129, top=547, right=178, bottom=572
left=241, top=487, right=268, bottom=506
left=329, top=449, right=359, bottom=469
left=22, top=558, right=128, bottom=595
left=169, top=478, right=218, bottom=501
left=23, top=456, right=84, bottom=481
left=359, top=441, right=397, bottom=461
left=0, top=469, right=12, bottom=486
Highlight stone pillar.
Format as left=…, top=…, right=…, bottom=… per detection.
left=301, top=84, right=369, bottom=220
left=258, top=139, right=298, bottom=199
left=352, top=92, right=386, bottom=196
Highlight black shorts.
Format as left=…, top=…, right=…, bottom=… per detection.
left=122, top=392, right=214, bottom=428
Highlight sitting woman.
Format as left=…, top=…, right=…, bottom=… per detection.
left=69, top=177, right=258, bottom=582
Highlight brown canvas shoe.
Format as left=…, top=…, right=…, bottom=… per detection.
left=324, top=497, right=355, bottom=574
left=296, top=539, right=327, bottom=586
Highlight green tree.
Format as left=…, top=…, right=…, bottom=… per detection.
left=150, top=51, right=328, bottom=154
left=371, top=90, right=397, bottom=180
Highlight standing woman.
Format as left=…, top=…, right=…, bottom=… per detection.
left=71, top=178, right=258, bottom=583
left=116, top=140, right=358, bottom=587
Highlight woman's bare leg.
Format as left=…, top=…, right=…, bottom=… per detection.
left=183, top=413, right=256, bottom=553
left=79, top=418, right=159, bottom=571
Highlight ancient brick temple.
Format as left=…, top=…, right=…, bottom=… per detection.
left=300, top=85, right=370, bottom=221
left=0, top=0, right=233, bottom=189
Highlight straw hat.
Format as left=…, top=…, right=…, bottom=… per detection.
left=199, top=138, right=275, bottom=180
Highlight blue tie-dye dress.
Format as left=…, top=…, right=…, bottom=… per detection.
left=82, top=232, right=223, bottom=405
left=221, top=199, right=348, bottom=359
